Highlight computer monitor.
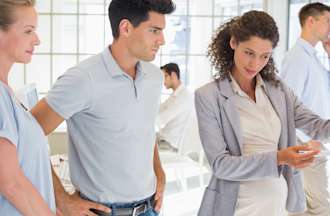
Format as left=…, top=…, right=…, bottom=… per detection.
left=15, top=84, right=38, bottom=110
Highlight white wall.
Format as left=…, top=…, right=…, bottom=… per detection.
left=266, top=0, right=289, bottom=69
left=48, top=132, right=68, bottom=155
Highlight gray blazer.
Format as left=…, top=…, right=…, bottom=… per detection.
left=195, top=77, right=330, bottom=216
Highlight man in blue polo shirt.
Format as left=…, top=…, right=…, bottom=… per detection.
left=281, top=3, right=330, bottom=216
left=31, top=0, right=175, bottom=215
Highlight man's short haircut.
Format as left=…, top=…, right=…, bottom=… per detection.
left=108, top=0, right=175, bottom=39
left=299, top=2, right=330, bottom=27
left=161, top=63, right=180, bottom=80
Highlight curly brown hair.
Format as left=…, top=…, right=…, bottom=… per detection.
left=208, top=10, right=280, bottom=85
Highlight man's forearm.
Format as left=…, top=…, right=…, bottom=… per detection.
left=153, top=144, right=166, bottom=182
left=51, top=166, right=70, bottom=209
left=153, top=142, right=166, bottom=212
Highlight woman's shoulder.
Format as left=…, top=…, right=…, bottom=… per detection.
left=271, top=75, right=292, bottom=93
left=0, top=82, right=13, bottom=103
left=0, top=83, right=17, bottom=125
left=195, top=80, right=220, bottom=98
left=262, top=75, right=288, bottom=91
left=264, top=76, right=297, bottom=104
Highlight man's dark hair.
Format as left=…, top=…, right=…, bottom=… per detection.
left=161, top=62, right=180, bottom=80
left=299, top=2, right=330, bottom=27
left=108, top=0, right=175, bottom=39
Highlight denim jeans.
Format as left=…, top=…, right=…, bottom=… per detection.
left=137, top=208, right=159, bottom=216
left=80, top=193, right=159, bottom=216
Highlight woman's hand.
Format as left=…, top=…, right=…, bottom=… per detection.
left=322, top=39, right=330, bottom=57
left=277, top=143, right=320, bottom=168
left=305, top=140, right=322, bottom=151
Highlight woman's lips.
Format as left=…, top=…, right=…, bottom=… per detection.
left=246, top=68, right=257, bottom=75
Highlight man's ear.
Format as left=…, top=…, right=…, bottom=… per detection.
left=308, top=15, right=319, bottom=28
left=118, top=19, right=133, bottom=38
left=229, top=36, right=237, bottom=50
left=170, top=71, right=178, bottom=80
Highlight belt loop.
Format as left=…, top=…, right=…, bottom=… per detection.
left=150, top=194, right=156, bottom=208
left=147, top=196, right=152, bottom=208
left=111, top=205, right=116, bottom=216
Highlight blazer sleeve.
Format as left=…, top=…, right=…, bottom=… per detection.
left=195, top=87, right=281, bottom=181
left=283, top=83, right=330, bottom=142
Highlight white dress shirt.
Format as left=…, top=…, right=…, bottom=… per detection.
left=281, top=38, right=330, bottom=141
left=156, top=84, right=194, bottom=149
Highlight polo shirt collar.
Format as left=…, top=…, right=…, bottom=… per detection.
left=102, top=45, right=146, bottom=79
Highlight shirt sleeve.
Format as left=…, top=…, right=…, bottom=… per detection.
left=46, top=67, right=93, bottom=120
left=0, top=85, right=18, bottom=146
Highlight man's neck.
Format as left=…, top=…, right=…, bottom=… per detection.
left=171, top=81, right=182, bottom=92
left=110, top=41, right=138, bottom=79
left=301, top=30, right=319, bottom=47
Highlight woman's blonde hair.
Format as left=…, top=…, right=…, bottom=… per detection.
left=0, top=0, right=35, bottom=30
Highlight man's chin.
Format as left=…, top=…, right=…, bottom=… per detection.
left=140, top=54, right=156, bottom=62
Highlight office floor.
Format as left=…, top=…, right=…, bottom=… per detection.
left=162, top=174, right=210, bottom=216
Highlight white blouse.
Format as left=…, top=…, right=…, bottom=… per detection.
left=230, top=74, right=288, bottom=216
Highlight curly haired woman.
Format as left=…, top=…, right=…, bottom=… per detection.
left=195, top=10, right=330, bottom=216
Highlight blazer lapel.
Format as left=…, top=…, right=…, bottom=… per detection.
left=217, top=79, right=243, bottom=155
left=264, top=82, right=287, bottom=150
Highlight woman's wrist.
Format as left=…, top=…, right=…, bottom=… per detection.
left=277, top=150, right=284, bottom=166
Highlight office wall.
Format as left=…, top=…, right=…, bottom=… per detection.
left=266, top=0, right=289, bottom=68
left=48, top=132, right=68, bottom=155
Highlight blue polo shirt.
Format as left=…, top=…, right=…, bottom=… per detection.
left=0, top=82, right=55, bottom=215
left=46, top=46, right=162, bottom=203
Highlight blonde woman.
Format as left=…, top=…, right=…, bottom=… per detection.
left=0, top=0, right=55, bottom=215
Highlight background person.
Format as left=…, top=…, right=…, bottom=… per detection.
left=157, top=63, right=194, bottom=151
left=281, top=4, right=330, bottom=214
